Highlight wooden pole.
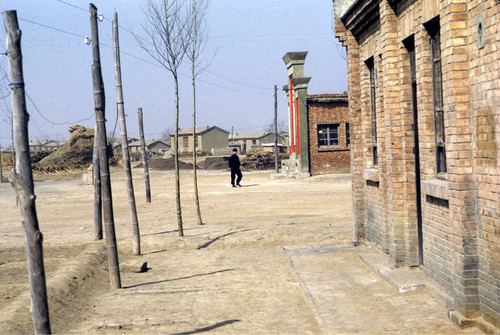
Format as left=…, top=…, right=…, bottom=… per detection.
left=93, top=123, right=102, bottom=240
left=3, top=10, right=51, bottom=334
left=90, top=3, right=121, bottom=289
left=274, top=85, right=279, bottom=173
left=113, top=12, right=141, bottom=256
left=0, top=146, right=3, bottom=183
left=137, top=108, right=151, bottom=203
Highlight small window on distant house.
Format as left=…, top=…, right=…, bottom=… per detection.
left=194, top=136, right=199, bottom=149
left=346, top=123, right=350, bottom=147
left=252, top=139, right=257, bottom=145
left=318, top=124, right=339, bottom=147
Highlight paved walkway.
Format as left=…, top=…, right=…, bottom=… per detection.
left=69, top=242, right=482, bottom=334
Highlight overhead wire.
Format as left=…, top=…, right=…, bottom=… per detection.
left=48, top=0, right=274, bottom=93
left=25, top=90, right=94, bottom=126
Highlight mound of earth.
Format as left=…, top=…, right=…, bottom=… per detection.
left=135, top=158, right=193, bottom=170
left=203, top=156, right=229, bottom=170
left=241, top=151, right=288, bottom=170
left=34, top=125, right=95, bottom=172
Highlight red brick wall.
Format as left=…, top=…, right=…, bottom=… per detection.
left=336, top=0, right=500, bottom=324
left=307, top=97, right=351, bottom=174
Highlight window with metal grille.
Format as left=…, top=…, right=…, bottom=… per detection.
left=428, top=21, right=446, bottom=175
left=346, top=123, right=350, bottom=147
left=317, top=124, right=339, bottom=147
left=366, top=58, right=378, bottom=166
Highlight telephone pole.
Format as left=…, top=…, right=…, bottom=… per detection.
left=90, top=3, right=121, bottom=289
left=274, top=85, right=279, bottom=173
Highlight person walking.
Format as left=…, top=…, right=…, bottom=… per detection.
left=228, top=148, right=242, bottom=187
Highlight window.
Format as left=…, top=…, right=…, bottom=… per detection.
left=183, top=137, right=189, bottom=150
left=318, top=124, right=339, bottom=147
left=194, top=136, right=199, bottom=149
left=366, top=57, right=378, bottom=166
left=252, top=139, right=257, bottom=145
left=346, top=123, right=350, bottom=147
left=427, top=20, right=446, bottom=175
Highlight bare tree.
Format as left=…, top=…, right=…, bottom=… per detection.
left=113, top=11, right=141, bottom=255
left=186, top=0, right=212, bottom=225
left=135, top=0, right=189, bottom=236
left=264, top=119, right=287, bottom=134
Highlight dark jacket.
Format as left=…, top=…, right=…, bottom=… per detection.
left=228, top=153, right=240, bottom=169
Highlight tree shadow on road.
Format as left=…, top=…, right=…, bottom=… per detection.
left=196, top=228, right=255, bottom=250
left=173, top=319, right=241, bottom=335
left=142, top=227, right=197, bottom=237
left=123, top=268, right=236, bottom=289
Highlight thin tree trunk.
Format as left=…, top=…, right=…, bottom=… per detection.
left=113, top=12, right=140, bottom=256
left=274, top=85, right=279, bottom=173
left=0, top=147, right=3, bottom=183
left=90, top=3, right=121, bottom=290
left=93, top=123, right=103, bottom=240
left=4, top=10, right=51, bottom=334
left=173, top=70, right=183, bottom=236
left=191, top=62, right=203, bottom=225
left=137, top=108, right=151, bottom=203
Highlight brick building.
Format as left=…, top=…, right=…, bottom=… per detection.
left=334, top=0, right=499, bottom=328
left=308, top=94, right=350, bottom=174
left=282, top=52, right=351, bottom=175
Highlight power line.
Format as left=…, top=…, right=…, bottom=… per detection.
left=17, top=16, right=273, bottom=95
left=18, top=18, right=83, bottom=39
left=25, top=90, right=94, bottom=126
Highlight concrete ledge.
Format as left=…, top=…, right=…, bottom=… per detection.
left=359, top=247, right=426, bottom=293
left=363, top=168, right=379, bottom=182
left=422, top=179, right=448, bottom=200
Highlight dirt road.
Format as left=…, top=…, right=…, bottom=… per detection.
left=0, top=169, right=478, bottom=334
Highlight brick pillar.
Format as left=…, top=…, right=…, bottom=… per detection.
left=379, top=1, right=407, bottom=264
left=440, top=0, right=479, bottom=317
left=283, top=52, right=311, bottom=175
left=335, top=19, right=365, bottom=242
left=291, top=77, right=311, bottom=174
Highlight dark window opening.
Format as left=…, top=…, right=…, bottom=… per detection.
left=346, top=123, right=350, bottom=147
left=317, top=124, right=339, bottom=147
left=366, top=57, right=378, bottom=167
left=427, top=19, right=447, bottom=176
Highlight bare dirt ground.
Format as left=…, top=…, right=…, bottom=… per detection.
left=0, top=168, right=480, bottom=334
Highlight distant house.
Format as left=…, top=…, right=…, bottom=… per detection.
left=146, top=140, right=170, bottom=154
left=29, top=140, right=63, bottom=153
left=282, top=52, right=351, bottom=175
left=307, top=93, right=350, bottom=174
left=172, top=126, right=230, bottom=153
left=230, top=132, right=288, bottom=154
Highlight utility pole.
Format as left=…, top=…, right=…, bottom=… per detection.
left=4, top=10, right=51, bottom=334
left=0, top=146, right=3, bottom=183
left=93, top=123, right=102, bottom=240
left=274, top=84, right=279, bottom=173
left=231, top=126, right=234, bottom=147
left=113, top=11, right=140, bottom=256
left=90, top=3, right=121, bottom=289
left=137, top=108, right=151, bottom=203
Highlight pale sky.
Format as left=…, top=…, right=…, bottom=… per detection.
left=0, top=0, right=347, bottom=146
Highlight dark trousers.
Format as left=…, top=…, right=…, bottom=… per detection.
left=231, top=168, right=242, bottom=186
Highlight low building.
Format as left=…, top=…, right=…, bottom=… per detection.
left=29, top=140, right=63, bottom=153
left=173, top=126, right=230, bottom=153
left=308, top=93, right=350, bottom=174
left=230, top=132, right=287, bottom=154
left=282, top=52, right=351, bottom=175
